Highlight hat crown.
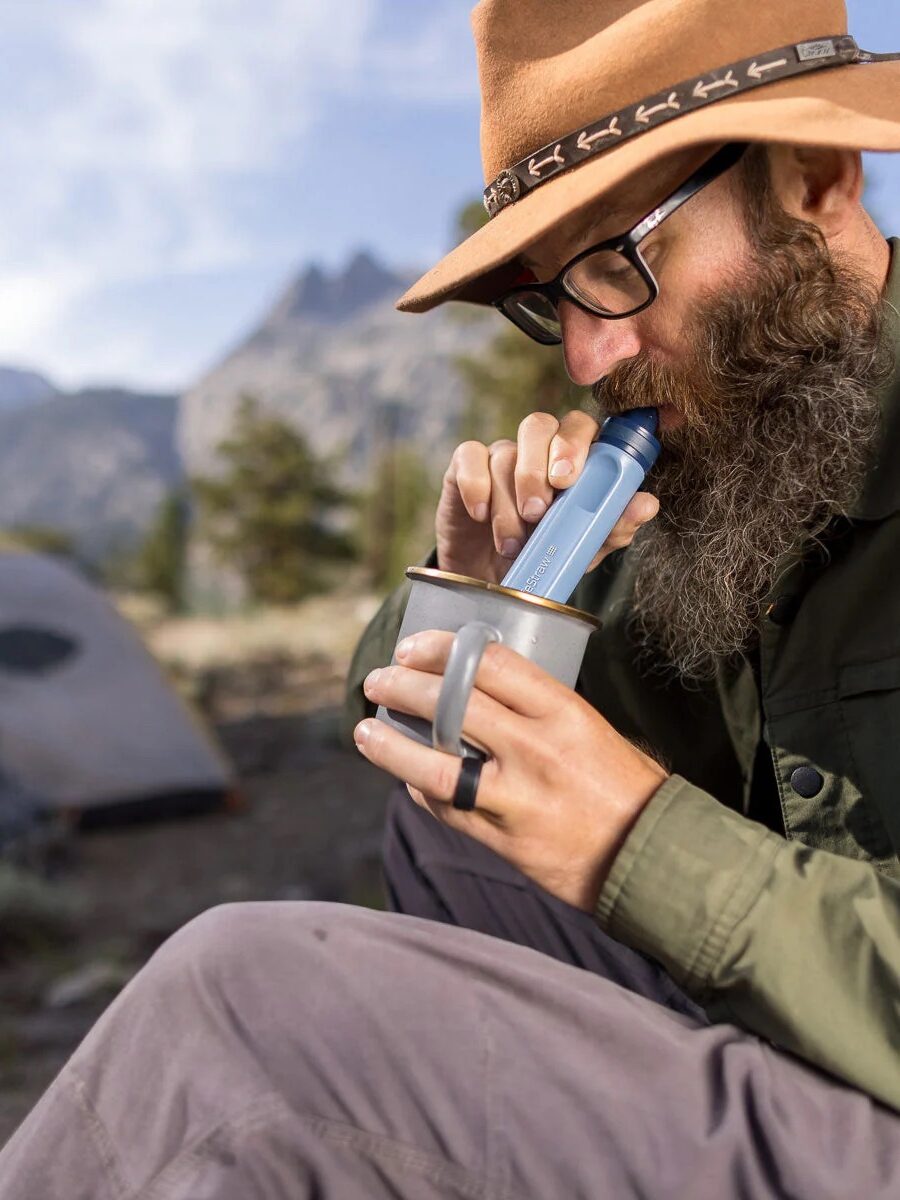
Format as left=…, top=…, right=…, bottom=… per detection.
left=473, top=0, right=849, bottom=181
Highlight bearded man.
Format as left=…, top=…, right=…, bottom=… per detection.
left=3, top=3, right=900, bottom=1198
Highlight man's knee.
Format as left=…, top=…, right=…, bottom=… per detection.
left=135, top=901, right=363, bottom=1018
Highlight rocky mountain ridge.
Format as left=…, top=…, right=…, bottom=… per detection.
left=0, top=250, right=500, bottom=562
left=0, top=367, right=59, bottom=413
left=177, top=250, right=496, bottom=488
left=0, top=386, right=180, bottom=561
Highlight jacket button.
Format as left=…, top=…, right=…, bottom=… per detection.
left=790, top=766, right=824, bottom=798
left=765, top=595, right=801, bottom=626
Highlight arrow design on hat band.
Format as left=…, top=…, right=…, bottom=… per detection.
left=635, top=93, right=681, bottom=124
left=747, top=57, right=789, bottom=80
left=528, top=145, right=566, bottom=178
left=482, top=33, right=900, bottom=219
left=692, top=71, right=738, bottom=100
left=576, top=118, right=622, bottom=152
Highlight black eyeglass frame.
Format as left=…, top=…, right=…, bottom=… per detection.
left=493, top=141, right=750, bottom=345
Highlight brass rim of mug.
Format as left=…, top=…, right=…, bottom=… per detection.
left=405, top=567, right=603, bottom=629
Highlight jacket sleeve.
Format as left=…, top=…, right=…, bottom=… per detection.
left=597, top=775, right=900, bottom=1112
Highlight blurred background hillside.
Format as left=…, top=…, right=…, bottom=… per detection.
left=0, top=0, right=897, bottom=1140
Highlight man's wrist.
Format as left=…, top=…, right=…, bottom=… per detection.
left=595, top=776, right=781, bottom=994
left=589, top=765, right=670, bottom=907
left=595, top=776, right=686, bottom=927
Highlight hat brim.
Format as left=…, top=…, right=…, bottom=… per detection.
left=397, top=61, right=900, bottom=313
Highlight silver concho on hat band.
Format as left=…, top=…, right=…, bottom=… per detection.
left=483, top=169, right=522, bottom=218
left=481, top=35, right=900, bottom=219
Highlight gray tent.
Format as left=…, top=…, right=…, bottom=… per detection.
left=0, top=552, right=232, bottom=825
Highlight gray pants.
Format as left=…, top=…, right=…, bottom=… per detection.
left=0, top=898, right=898, bottom=1199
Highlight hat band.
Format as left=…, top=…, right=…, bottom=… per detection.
left=483, top=35, right=900, bottom=218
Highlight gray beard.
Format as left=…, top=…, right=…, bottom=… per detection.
left=596, top=235, right=895, bottom=683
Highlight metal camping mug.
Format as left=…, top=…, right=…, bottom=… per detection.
left=375, top=567, right=601, bottom=758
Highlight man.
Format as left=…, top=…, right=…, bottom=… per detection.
left=2, top=2, right=900, bottom=1197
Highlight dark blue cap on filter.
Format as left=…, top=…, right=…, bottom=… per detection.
left=599, top=407, right=661, bottom=473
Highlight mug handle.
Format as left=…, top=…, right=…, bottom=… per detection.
left=432, top=621, right=502, bottom=756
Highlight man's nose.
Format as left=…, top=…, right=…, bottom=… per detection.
left=558, top=299, right=642, bottom=386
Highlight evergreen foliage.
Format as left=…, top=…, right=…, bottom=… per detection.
left=456, top=327, right=587, bottom=446
left=455, top=199, right=492, bottom=243
left=0, top=527, right=75, bottom=559
left=193, top=397, right=355, bottom=605
left=357, top=444, right=438, bottom=591
left=452, top=198, right=592, bottom=446
left=135, top=491, right=189, bottom=612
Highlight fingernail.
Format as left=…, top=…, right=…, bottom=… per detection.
left=396, top=637, right=415, bottom=660
left=474, top=502, right=489, bottom=522
left=354, top=721, right=371, bottom=747
left=522, top=497, right=547, bottom=522
left=549, top=458, right=573, bottom=481
left=363, top=668, right=382, bottom=693
left=500, top=538, right=522, bottom=559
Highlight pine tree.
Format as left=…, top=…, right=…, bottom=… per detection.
left=358, top=444, right=438, bottom=591
left=452, top=201, right=592, bottom=446
left=135, top=491, right=188, bottom=612
left=192, top=397, right=356, bottom=605
left=456, top=327, right=588, bottom=446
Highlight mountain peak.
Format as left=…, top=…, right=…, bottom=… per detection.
left=272, top=250, right=403, bottom=325
left=0, top=366, right=59, bottom=413
left=343, top=248, right=390, bottom=283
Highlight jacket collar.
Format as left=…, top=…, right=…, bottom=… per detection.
left=850, top=236, right=900, bottom=522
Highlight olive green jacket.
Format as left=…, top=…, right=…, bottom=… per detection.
left=344, top=241, right=900, bottom=1112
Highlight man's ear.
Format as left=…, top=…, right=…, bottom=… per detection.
left=766, top=145, right=864, bottom=238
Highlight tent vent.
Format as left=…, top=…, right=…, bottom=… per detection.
left=0, top=627, right=79, bottom=674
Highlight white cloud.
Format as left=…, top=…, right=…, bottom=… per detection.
left=0, top=0, right=379, bottom=382
left=361, top=6, right=479, bottom=104
left=0, top=268, right=88, bottom=350
left=54, top=0, right=376, bottom=175
left=0, top=0, right=487, bottom=387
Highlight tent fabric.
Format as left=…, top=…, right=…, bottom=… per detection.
left=0, top=552, right=231, bottom=812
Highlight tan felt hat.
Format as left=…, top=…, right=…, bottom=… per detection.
left=396, top=0, right=900, bottom=314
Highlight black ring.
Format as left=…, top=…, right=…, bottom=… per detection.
left=452, top=754, right=484, bottom=811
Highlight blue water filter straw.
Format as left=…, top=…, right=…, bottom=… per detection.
left=501, top=408, right=662, bottom=605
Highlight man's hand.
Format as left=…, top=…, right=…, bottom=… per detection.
left=437, top=409, right=659, bottom=584
left=354, top=630, right=668, bottom=912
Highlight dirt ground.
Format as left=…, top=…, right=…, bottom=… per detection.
left=0, top=585, right=397, bottom=1144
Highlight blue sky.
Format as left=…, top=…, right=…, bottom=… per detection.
left=0, top=0, right=897, bottom=391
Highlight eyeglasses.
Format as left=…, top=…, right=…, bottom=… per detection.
left=493, top=142, right=749, bottom=345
